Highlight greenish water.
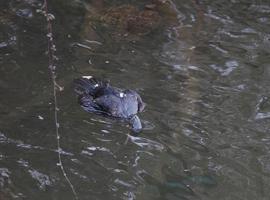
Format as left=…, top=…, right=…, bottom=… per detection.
left=1, top=0, right=270, bottom=199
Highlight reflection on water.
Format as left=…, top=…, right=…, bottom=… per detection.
left=1, top=0, right=270, bottom=199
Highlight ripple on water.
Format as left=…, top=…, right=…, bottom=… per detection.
left=254, top=96, right=270, bottom=120
left=0, top=168, right=10, bottom=188
left=128, top=136, right=164, bottom=152
left=210, top=60, right=239, bottom=76
left=28, top=169, right=52, bottom=191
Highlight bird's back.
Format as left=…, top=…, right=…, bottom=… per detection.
left=74, top=77, right=145, bottom=132
left=74, top=77, right=142, bottom=118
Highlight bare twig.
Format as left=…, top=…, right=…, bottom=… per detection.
left=41, top=1, right=78, bottom=199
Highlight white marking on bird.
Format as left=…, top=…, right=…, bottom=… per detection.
left=94, top=84, right=99, bottom=88
left=82, top=76, right=92, bottom=79
left=119, top=92, right=124, bottom=98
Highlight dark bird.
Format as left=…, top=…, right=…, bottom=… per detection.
left=74, top=76, right=146, bottom=132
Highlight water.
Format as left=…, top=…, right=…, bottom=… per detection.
left=1, top=0, right=270, bottom=199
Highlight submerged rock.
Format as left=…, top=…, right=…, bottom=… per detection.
left=100, top=5, right=161, bottom=36
left=81, top=0, right=181, bottom=41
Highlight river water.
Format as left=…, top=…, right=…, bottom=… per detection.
left=1, top=0, right=270, bottom=199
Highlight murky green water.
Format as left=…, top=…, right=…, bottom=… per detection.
left=1, top=0, right=270, bottom=199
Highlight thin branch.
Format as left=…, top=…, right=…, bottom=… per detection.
left=42, top=1, right=78, bottom=199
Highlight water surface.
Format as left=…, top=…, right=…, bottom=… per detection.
left=1, top=0, right=270, bottom=199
